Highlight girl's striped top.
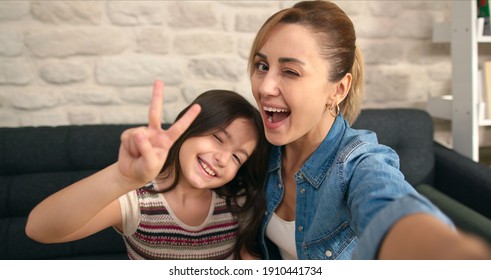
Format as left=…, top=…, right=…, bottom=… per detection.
left=117, top=182, right=238, bottom=260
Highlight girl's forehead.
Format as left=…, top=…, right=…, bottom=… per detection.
left=227, top=117, right=256, bottom=129
left=208, top=117, right=256, bottom=133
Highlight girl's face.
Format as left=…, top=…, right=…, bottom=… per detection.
left=251, top=23, right=341, bottom=146
left=178, top=117, right=258, bottom=190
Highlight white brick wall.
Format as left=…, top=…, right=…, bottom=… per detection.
left=0, top=0, right=453, bottom=129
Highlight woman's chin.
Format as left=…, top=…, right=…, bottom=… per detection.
left=265, top=131, right=287, bottom=146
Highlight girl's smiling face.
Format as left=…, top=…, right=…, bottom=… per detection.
left=251, top=23, right=343, bottom=147
left=178, top=117, right=258, bottom=191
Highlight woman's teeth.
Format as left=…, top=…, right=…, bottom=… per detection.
left=264, top=106, right=289, bottom=113
left=264, top=106, right=291, bottom=123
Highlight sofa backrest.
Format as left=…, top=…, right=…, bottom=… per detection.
left=0, top=124, right=137, bottom=259
left=352, top=108, right=435, bottom=187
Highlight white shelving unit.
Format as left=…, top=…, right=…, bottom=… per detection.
left=428, top=0, right=491, bottom=162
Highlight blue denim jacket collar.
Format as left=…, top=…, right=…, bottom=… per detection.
left=267, top=115, right=345, bottom=189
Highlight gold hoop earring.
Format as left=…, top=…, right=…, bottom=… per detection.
left=328, top=103, right=340, bottom=118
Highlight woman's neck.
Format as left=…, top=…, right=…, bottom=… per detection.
left=282, top=114, right=335, bottom=175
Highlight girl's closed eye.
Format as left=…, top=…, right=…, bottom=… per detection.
left=213, top=133, right=223, bottom=143
left=233, top=154, right=242, bottom=165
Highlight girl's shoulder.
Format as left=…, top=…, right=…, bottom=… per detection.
left=134, top=181, right=165, bottom=198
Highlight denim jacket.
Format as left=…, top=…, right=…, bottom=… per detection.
left=259, top=115, right=452, bottom=260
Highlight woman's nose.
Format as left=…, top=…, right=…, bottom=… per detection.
left=258, top=72, right=280, bottom=97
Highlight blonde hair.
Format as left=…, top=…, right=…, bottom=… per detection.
left=248, top=0, right=365, bottom=124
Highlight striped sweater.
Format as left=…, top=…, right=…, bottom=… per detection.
left=118, top=183, right=238, bottom=260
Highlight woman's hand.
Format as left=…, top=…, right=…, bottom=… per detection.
left=117, top=80, right=201, bottom=186
left=379, top=213, right=491, bottom=259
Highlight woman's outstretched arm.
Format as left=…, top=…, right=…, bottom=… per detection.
left=378, top=213, right=491, bottom=259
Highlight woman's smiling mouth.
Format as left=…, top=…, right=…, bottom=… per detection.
left=264, top=106, right=291, bottom=123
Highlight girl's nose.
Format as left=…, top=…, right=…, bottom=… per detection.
left=214, top=151, right=230, bottom=167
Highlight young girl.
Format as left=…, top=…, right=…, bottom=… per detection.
left=25, top=81, right=269, bottom=260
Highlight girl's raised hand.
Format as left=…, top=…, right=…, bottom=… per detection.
left=118, top=80, right=201, bottom=186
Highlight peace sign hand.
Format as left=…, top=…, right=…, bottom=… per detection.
left=118, top=80, right=201, bottom=188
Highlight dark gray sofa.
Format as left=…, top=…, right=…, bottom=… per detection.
left=352, top=109, right=491, bottom=243
left=1, top=108, right=490, bottom=259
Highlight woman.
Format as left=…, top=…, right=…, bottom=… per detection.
left=248, top=0, right=491, bottom=259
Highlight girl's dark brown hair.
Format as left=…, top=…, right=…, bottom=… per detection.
left=159, top=89, right=269, bottom=259
left=248, top=0, right=365, bottom=124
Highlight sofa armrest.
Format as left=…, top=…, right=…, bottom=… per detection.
left=416, top=184, right=491, bottom=243
left=433, top=142, right=491, bottom=220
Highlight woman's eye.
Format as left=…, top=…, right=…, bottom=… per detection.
left=255, top=62, right=269, bottom=72
left=284, top=69, right=300, bottom=76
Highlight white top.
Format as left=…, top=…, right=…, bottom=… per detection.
left=265, top=212, right=297, bottom=260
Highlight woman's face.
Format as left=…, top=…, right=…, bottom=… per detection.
left=178, top=117, right=258, bottom=191
left=251, top=23, right=339, bottom=146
